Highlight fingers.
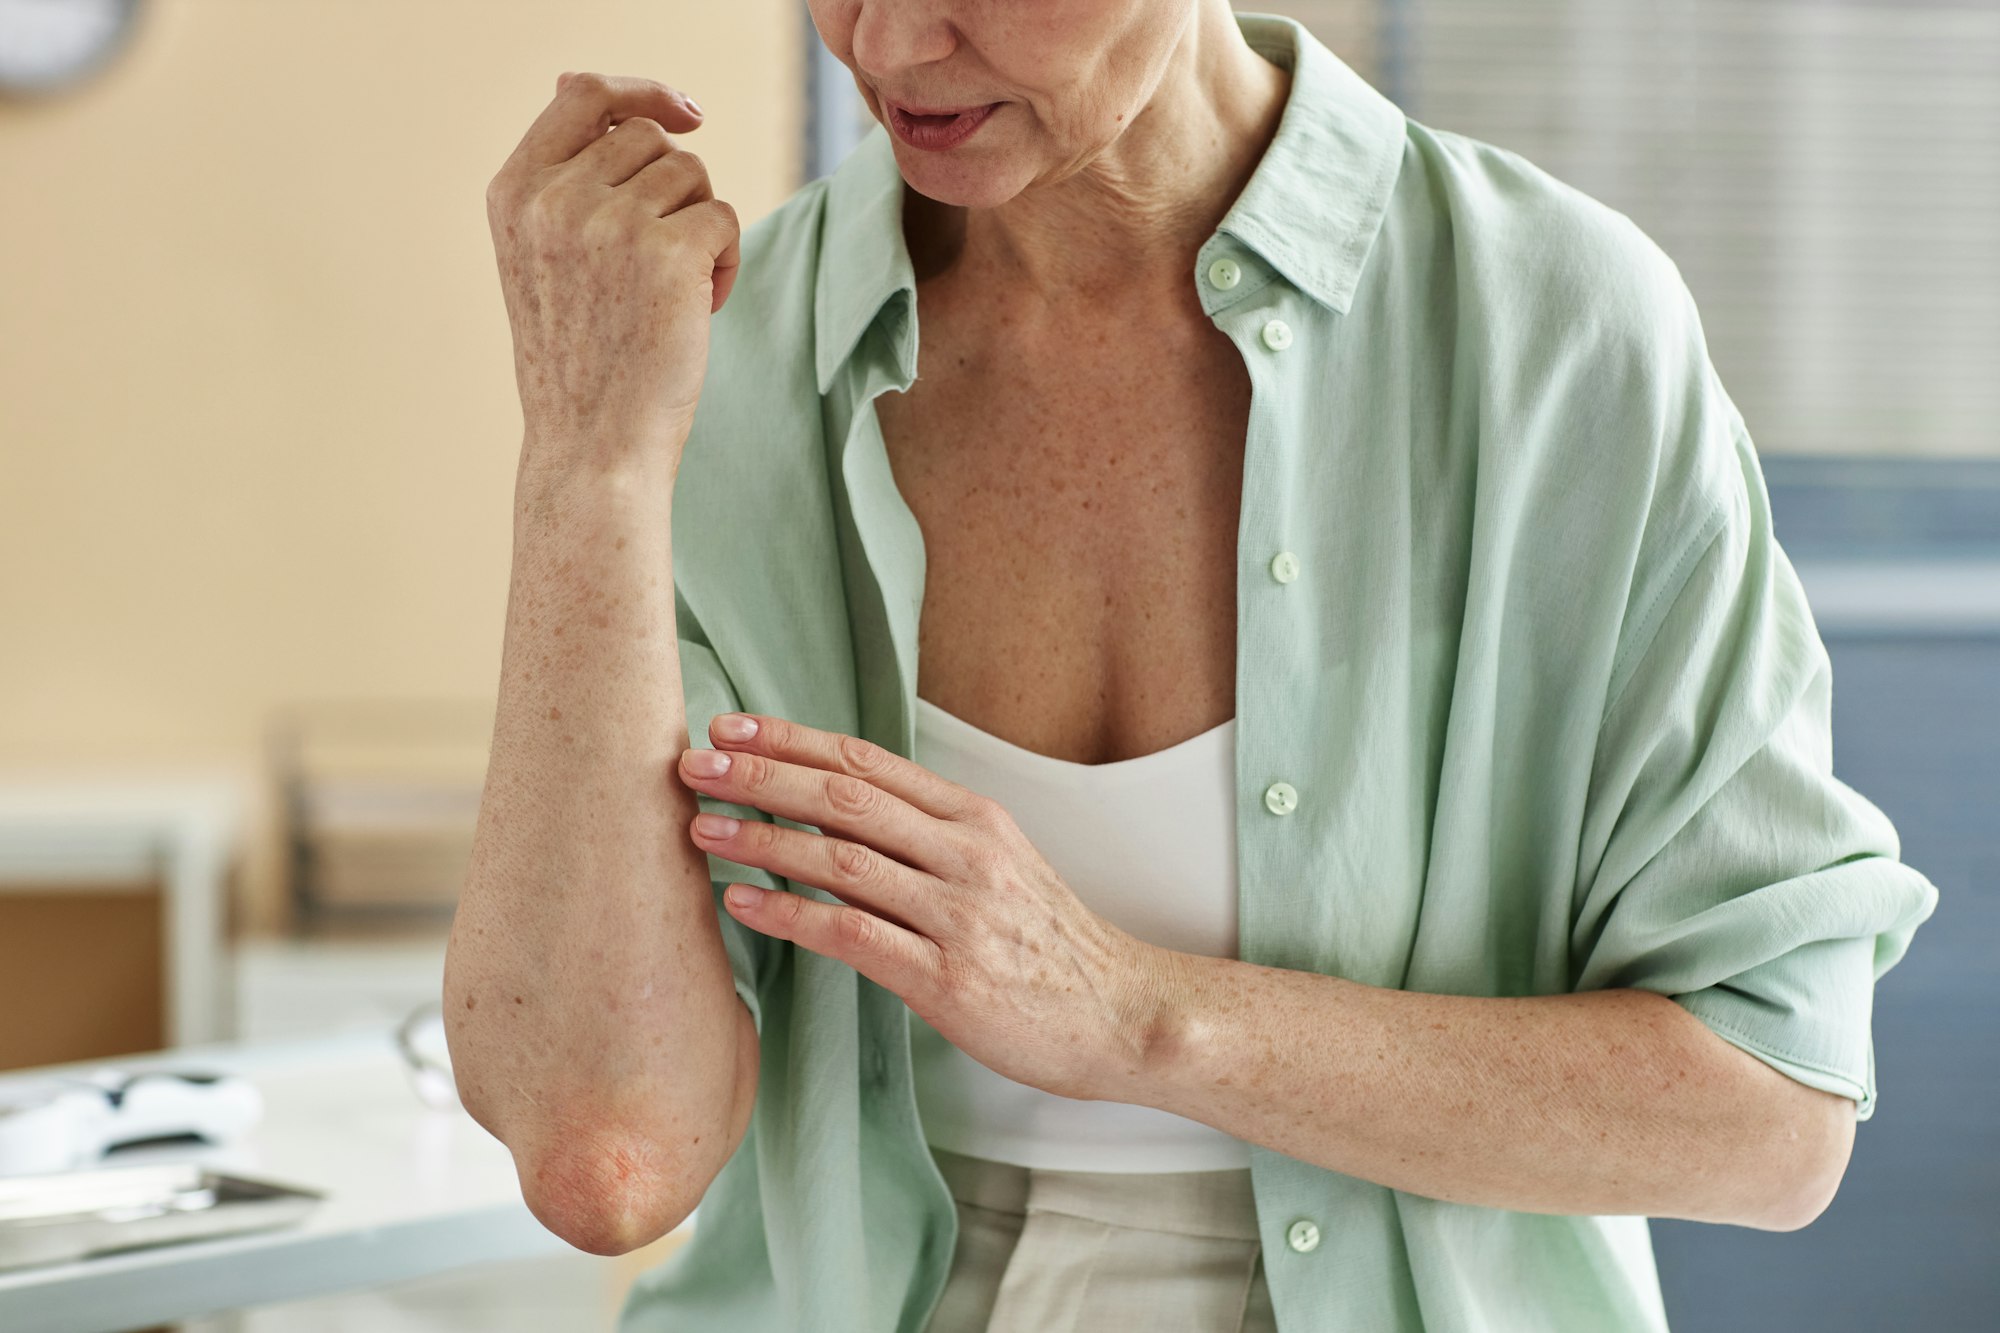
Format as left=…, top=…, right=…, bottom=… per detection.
left=703, top=714, right=996, bottom=825
left=692, top=810, right=933, bottom=936
left=678, top=740, right=948, bottom=873
left=491, top=70, right=738, bottom=314
left=505, top=71, right=704, bottom=180
left=622, top=140, right=711, bottom=213
left=638, top=175, right=738, bottom=310
left=530, top=97, right=740, bottom=313
left=723, top=879, right=942, bottom=1002
left=670, top=197, right=740, bottom=312
left=567, top=114, right=688, bottom=190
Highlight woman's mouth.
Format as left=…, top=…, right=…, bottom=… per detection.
left=886, top=100, right=1002, bottom=152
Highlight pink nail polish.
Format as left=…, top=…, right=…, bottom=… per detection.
left=684, top=748, right=731, bottom=777
left=695, top=812, right=740, bottom=839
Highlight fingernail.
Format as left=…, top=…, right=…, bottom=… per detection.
left=680, top=92, right=703, bottom=116
left=712, top=713, right=757, bottom=742
left=694, top=813, right=740, bottom=839
left=684, top=749, right=730, bottom=777
left=726, top=883, right=762, bottom=908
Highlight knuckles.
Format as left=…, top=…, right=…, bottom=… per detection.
left=835, top=907, right=880, bottom=953
left=576, top=203, right=638, bottom=248
left=485, top=173, right=527, bottom=225
left=836, top=731, right=893, bottom=780
left=488, top=129, right=725, bottom=274
left=955, top=838, right=1009, bottom=885
left=829, top=838, right=876, bottom=884
left=734, top=814, right=775, bottom=852
left=617, top=115, right=674, bottom=150
left=965, top=794, right=1011, bottom=832
left=825, top=773, right=878, bottom=819
left=768, top=889, right=806, bottom=927
left=725, top=752, right=769, bottom=795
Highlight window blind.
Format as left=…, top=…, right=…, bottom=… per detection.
left=1263, top=0, right=2000, bottom=458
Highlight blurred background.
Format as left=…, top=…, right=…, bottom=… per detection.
left=0, top=1, right=1992, bottom=1330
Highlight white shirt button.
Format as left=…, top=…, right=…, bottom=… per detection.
left=1269, top=550, right=1300, bottom=584
left=1286, top=1218, right=1321, bottom=1253
left=1207, top=257, right=1242, bottom=290
left=1264, top=781, right=1298, bottom=816
left=1261, top=318, right=1293, bottom=351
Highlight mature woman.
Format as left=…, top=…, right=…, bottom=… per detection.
left=447, top=4, right=1938, bottom=1332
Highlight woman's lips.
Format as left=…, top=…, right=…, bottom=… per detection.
left=886, top=100, right=1001, bottom=152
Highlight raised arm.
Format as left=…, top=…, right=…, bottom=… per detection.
left=442, top=69, right=750, bottom=1257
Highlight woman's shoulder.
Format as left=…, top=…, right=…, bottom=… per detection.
left=1405, top=117, right=1738, bottom=467
left=1391, top=118, right=1751, bottom=618
left=1396, top=115, right=1697, bottom=382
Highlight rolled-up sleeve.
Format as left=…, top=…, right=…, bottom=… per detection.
left=676, top=589, right=780, bottom=1038
left=1570, top=424, right=1939, bottom=1122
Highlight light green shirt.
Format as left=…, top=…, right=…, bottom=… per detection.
left=622, top=13, right=1939, bottom=1331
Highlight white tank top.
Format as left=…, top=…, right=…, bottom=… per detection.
left=908, top=693, right=1252, bottom=1172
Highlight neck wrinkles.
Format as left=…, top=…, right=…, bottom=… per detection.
left=917, top=7, right=1291, bottom=311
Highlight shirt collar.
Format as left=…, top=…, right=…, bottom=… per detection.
left=814, top=122, right=918, bottom=395
left=1216, top=12, right=1408, bottom=314
left=811, top=10, right=1407, bottom=396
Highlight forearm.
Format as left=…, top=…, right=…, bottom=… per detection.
left=443, top=440, right=749, bottom=1246
left=1109, top=948, right=1837, bottom=1230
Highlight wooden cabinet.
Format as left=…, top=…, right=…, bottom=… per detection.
left=0, top=782, right=242, bottom=1071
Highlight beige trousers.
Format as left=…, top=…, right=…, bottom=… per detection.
left=921, top=1144, right=1280, bottom=1333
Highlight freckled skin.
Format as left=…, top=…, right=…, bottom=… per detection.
left=465, top=2, right=1850, bottom=1257
left=817, top=0, right=1290, bottom=763
left=453, top=70, right=749, bottom=1260
left=1123, top=956, right=1853, bottom=1228
left=876, top=244, right=1257, bottom=762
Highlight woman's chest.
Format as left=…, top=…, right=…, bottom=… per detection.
left=873, top=325, right=1254, bottom=765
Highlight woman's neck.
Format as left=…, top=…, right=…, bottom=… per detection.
left=903, top=8, right=1291, bottom=313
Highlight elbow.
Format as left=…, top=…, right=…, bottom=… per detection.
left=1758, top=1171, right=1840, bottom=1234
left=515, top=1125, right=700, bottom=1256
left=1759, top=1153, right=1848, bottom=1233
left=1749, top=1092, right=1857, bottom=1233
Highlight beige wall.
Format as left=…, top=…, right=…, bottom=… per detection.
left=0, top=0, right=804, bottom=931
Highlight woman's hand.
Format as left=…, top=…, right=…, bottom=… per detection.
left=677, top=713, right=1185, bottom=1105
left=485, top=71, right=741, bottom=469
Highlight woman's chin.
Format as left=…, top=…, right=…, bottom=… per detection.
left=891, top=156, right=1030, bottom=211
